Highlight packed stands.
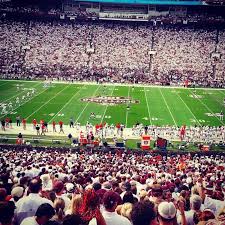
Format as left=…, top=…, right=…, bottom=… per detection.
left=0, top=17, right=224, bottom=86
left=0, top=145, right=225, bottom=225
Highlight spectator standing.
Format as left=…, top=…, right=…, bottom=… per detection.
left=16, top=115, right=21, bottom=126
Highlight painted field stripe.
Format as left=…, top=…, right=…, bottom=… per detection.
left=1, top=83, right=40, bottom=103
left=49, top=85, right=84, bottom=123
left=218, top=90, right=225, bottom=96
left=144, top=87, right=152, bottom=126
left=159, top=88, right=177, bottom=126
left=26, top=85, right=70, bottom=120
left=0, top=85, right=49, bottom=120
left=0, top=81, right=9, bottom=88
left=188, top=89, right=225, bottom=125
left=207, top=91, right=224, bottom=108
left=125, top=86, right=131, bottom=127
left=100, top=86, right=115, bottom=124
left=175, top=90, right=201, bottom=126
left=75, top=85, right=100, bottom=124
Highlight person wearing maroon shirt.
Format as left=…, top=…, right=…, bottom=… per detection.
left=52, top=121, right=57, bottom=132
left=32, top=119, right=37, bottom=130
left=116, top=123, right=121, bottom=135
left=22, top=118, right=26, bottom=130
left=41, top=123, right=45, bottom=135
left=59, top=121, right=64, bottom=134
left=5, top=117, right=9, bottom=128
left=95, top=124, right=100, bottom=135
left=40, top=119, right=44, bottom=126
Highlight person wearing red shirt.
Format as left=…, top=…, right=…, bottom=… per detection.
left=116, top=123, right=121, bottom=135
left=32, top=119, right=37, bottom=130
left=41, top=123, right=45, bottom=135
left=59, top=121, right=64, bottom=134
left=52, top=121, right=56, bottom=132
left=22, top=118, right=26, bottom=130
left=5, top=117, right=9, bottom=128
left=95, top=124, right=100, bottom=135
left=40, top=119, right=44, bottom=126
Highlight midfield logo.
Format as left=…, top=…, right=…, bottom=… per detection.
left=81, top=96, right=139, bottom=105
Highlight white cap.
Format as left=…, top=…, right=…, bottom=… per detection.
left=158, top=202, right=176, bottom=220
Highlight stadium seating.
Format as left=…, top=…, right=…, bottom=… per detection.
left=0, top=18, right=224, bottom=87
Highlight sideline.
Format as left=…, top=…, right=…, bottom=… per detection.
left=1, top=79, right=224, bottom=91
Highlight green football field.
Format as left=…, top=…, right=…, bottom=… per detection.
left=0, top=80, right=224, bottom=127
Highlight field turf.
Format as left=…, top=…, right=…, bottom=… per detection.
left=0, top=80, right=224, bottom=127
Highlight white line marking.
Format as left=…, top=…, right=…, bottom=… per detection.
left=159, top=88, right=177, bottom=126
left=1, top=83, right=40, bottom=103
left=26, top=85, right=70, bottom=120
left=188, top=89, right=225, bottom=125
left=1, top=79, right=225, bottom=91
left=175, top=90, right=201, bottom=126
left=125, top=86, right=131, bottom=127
left=49, top=85, right=84, bottom=123
left=100, top=86, right=115, bottom=124
left=144, top=87, right=152, bottom=126
left=218, top=90, right=225, bottom=96
left=0, top=81, right=8, bottom=88
left=75, top=85, right=100, bottom=124
left=0, top=85, right=49, bottom=119
left=209, top=90, right=225, bottom=107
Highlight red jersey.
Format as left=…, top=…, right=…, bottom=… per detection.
left=22, top=119, right=26, bottom=124
left=59, top=121, right=63, bottom=126
left=41, top=124, right=45, bottom=130
left=116, top=123, right=121, bottom=129
left=52, top=121, right=56, bottom=127
left=33, top=119, right=37, bottom=125
left=5, top=118, right=9, bottom=123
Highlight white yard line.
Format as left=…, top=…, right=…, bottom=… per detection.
left=175, top=91, right=201, bottom=126
left=218, top=90, right=225, bottom=96
left=100, top=86, right=115, bottom=124
left=208, top=92, right=224, bottom=108
left=159, top=88, right=177, bottom=126
left=188, top=89, right=225, bottom=125
left=0, top=81, right=9, bottom=87
left=144, top=87, right=152, bottom=126
left=1, top=83, right=40, bottom=103
left=49, top=85, right=84, bottom=123
left=125, top=86, right=131, bottom=127
left=26, top=85, right=70, bottom=120
left=0, top=86, right=49, bottom=120
left=75, top=85, right=100, bottom=124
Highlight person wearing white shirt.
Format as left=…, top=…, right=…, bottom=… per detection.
left=102, top=191, right=132, bottom=225
left=20, top=203, right=55, bottom=225
left=15, top=179, right=53, bottom=225
left=177, top=195, right=202, bottom=225
left=53, top=180, right=71, bottom=212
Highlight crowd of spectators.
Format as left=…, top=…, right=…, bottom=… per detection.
left=132, top=124, right=225, bottom=143
left=152, top=28, right=217, bottom=86
left=0, top=20, right=26, bottom=78
left=0, top=146, right=225, bottom=225
left=0, top=18, right=225, bottom=87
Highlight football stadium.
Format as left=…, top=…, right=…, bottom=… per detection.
left=0, top=0, right=225, bottom=225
